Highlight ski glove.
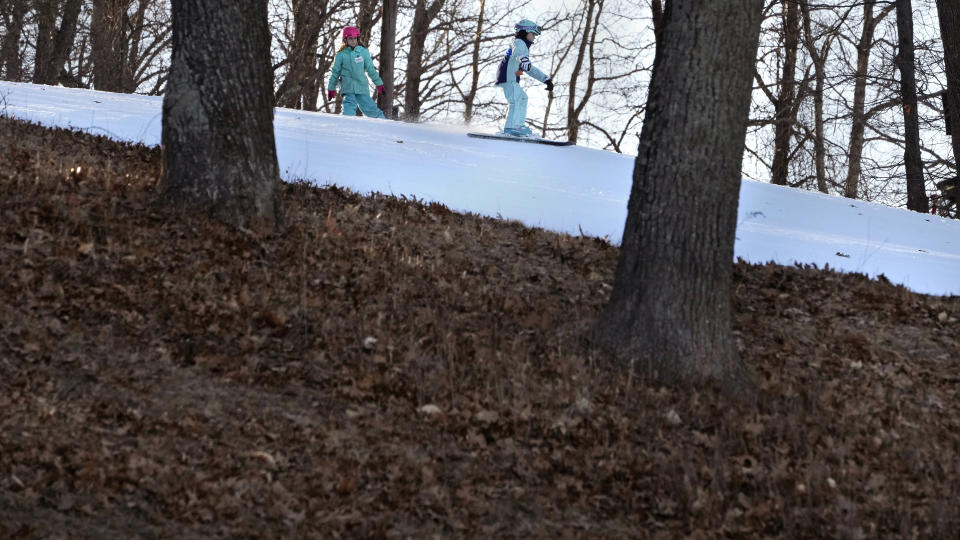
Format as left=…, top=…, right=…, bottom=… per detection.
left=328, top=90, right=337, bottom=100
left=544, top=78, right=554, bottom=92
left=376, top=85, right=384, bottom=95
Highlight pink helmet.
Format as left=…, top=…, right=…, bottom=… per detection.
left=342, top=26, right=360, bottom=40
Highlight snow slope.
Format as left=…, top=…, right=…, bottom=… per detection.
left=3, top=81, right=959, bottom=296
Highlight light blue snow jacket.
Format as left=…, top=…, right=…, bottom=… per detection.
left=327, top=45, right=384, bottom=95
left=496, top=38, right=549, bottom=86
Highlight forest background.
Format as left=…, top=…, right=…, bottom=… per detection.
left=0, top=0, right=957, bottom=211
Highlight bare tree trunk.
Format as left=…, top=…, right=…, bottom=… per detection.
left=404, top=0, right=444, bottom=122
left=843, top=1, right=890, bottom=199
left=160, top=0, right=281, bottom=232
left=650, top=0, right=664, bottom=44
left=542, top=91, right=554, bottom=137
left=799, top=0, right=830, bottom=193
left=936, top=0, right=960, bottom=171
left=356, top=0, right=378, bottom=46
left=378, top=0, right=398, bottom=118
left=91, top=0, right=129, bottom=92
left=598, top=0, right=762, bottom=392
left=54, top=0, right=83, bottom=84
left=771, top=0, right=800, bottom=186
left=896, top=0, right=929, bottom=212
left=32, top=0, right=58, bottom=84
left=123, top=0, right=151, bottom=91
left=0, top=0, right=29, bottom=80
left=309, top=31, right=338, bottom=113
left=463, top=0, right=485, bottom=123
left=275, top=0, right=324, bottom=109
left=566, top=0, right=599, bottom=143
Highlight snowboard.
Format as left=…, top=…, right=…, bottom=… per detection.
left=467, top=132, right=574, bottom=146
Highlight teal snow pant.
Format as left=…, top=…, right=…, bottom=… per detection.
left=342, top=92, right=385, bottom=118
left=500, top=82, right=528, bottom=130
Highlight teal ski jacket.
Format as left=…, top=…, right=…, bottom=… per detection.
left=327, top=45, right=383, bottom=95
left=496, top=38, right=549, bottom=85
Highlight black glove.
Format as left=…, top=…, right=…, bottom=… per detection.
left=544, top=78, right=554, bottom=92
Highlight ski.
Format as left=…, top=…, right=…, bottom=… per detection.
left=467, top=132, right=574, bottom=146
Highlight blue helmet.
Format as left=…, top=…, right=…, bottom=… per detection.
left=515, top=19, right=542, bottom=36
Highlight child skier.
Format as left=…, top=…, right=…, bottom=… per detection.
left=496, top=19, right=554, bottom=137
left=327, top=26, right=386, bottom=119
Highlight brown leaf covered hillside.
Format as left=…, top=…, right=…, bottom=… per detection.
left=1, top=116, right=960, bottom=538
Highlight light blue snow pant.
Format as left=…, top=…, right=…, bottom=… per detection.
left=341, top=92, right=385, bottom=118
left=501, top=83, right=528, bottom=130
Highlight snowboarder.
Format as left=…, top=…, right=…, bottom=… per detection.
left=495, top=19, right=554, bottom=137
left=327, top=26, right=386, bottom=119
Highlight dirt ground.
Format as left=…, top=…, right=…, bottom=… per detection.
left=2, top=117, right=959, bottom=538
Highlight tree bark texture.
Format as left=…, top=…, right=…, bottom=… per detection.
left=32, top=0, right=58, bottom=84
left=843, top=1, right=887, bottom=199
left=275, top=0, right=324, bottom=109
left=463, top=0, right=485, bottom=123
left=123, top=0, right=152, bottom=91
left=566, top=0, right=600, bottom=144
left=799, top=0, right=830, bottom=193
left=650, top=0, right=664, bottom=45
left=404, top=0, right=444, bottom=121
left=936, top=0, right=960, bottom=170
left=32, top=0, right=83, bottom=85
left=160, top=0, right=281, bottom=231
left=356, top=0, right=378, bottom=46
left=897, top=0, right=929, bottom=212
left=0, top=0, right=28, bottom=80
left=598, top=0, right=762, bottom=390
left=771, top=0, right=800, bottom=186
left=378, top=0, right=398, bottom=118
left=91, top=0, right=130, bottom=92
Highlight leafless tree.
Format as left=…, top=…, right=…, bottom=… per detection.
left=0, top=1, right=29, bottom=80
left=404, top=0, right=445, bottom=121
left=90, top=0, right=129, bottom=91
left=274, top=0, right=329, bottom=110
left=32, top=0, right=83, bottom=85
left=598, top=0, right=763, bottom=392
left=565, top=0, right=601, bottom=143
left=534, top=1, right=652, bottom=148
left=798, top=0, right=840, bottom=193
left=896, top=0, right=930, bottom=211
left=459, top=0, right=484, bottom=123
left=378, top=0, right=398, bottom=118
left=86, top=0, right=171, bottom=93
left=936, top=0, right=960, bottom=170
left=770, top=0, right=801, bottom=186
left=843, top=0, right=895, bottom=199
left=160, top=0, right=281, bottom=231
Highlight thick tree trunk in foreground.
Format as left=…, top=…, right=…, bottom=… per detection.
left=897, top=0, right=929, bottom=212
left=160, top=0, right=281, bottom=231
left=598, top=0, right=762, bottom=391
